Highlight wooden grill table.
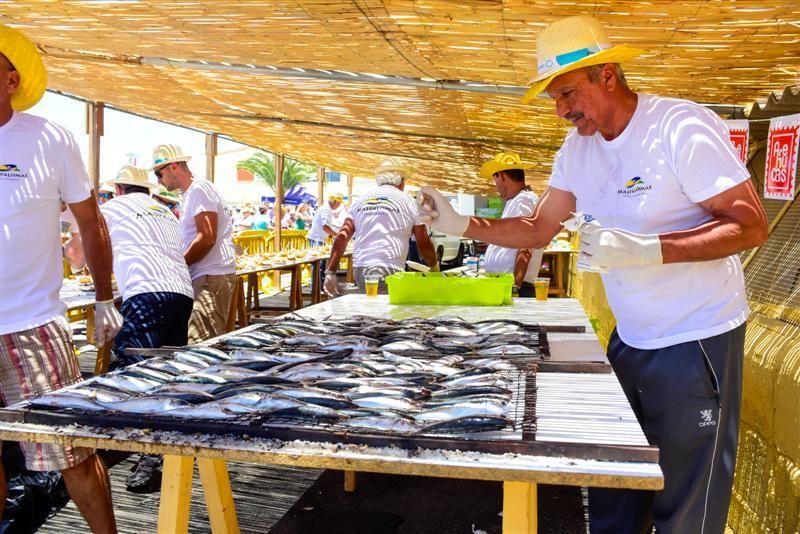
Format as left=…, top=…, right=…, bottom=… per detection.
left=0, top=295, right=662, bottom=533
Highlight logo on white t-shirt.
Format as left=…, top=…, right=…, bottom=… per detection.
left=617, top=176, right=653, bottom=197
left=360, top=196, right=401, bottom=213
left=0, top=163, right=27, bottom=181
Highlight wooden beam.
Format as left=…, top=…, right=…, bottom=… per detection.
left=346, top=173, right=353, bottom=207
left=317, top=166, right=325, bottom=206
left=205, top=133, right=218, bottom=183
left=273, top=154, right=284, bottom=251
left=85, top=101, right=104, bottom=191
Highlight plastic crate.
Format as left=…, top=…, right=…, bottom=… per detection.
left=385, top=272, right=513, bottom=306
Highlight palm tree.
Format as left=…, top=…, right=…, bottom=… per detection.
left=236, top=152, right=315, bottom=200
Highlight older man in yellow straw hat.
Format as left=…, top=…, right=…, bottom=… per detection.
left=419, top=15, right=767, bottom=533
left=479, top=152, right=543, bottom=298
left=0, top=24, right=119, bottom=531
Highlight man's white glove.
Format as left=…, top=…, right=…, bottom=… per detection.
left=416, top=187, right=470, bottom=237
left=323, top=272, right=339, bottom=297
left=94, top=299, right=123, bottom=347
left=579, top=225, right=663, bottom=271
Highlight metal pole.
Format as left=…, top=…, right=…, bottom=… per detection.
left=86, top=101, right=104, bottom=191
left=273, top=154, right=284, bottom=252
left=205, top=133, right=217, bottom=183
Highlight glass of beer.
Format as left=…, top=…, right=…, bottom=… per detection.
left=364, top=274, right=381, bottom=297
left=534, top=277, right=550, bottom=301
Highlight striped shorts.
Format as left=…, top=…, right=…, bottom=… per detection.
left=0, top=318, right=92, bottom=471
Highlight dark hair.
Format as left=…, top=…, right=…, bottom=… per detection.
left=498, top=169, right=526, bottom=183
left=120, top=184, right=151, bottom=195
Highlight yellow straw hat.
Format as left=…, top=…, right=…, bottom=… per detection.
left=150, top=144, right=192, bottom=171
left=0, top=24, right=47, bottom=111
left=479, top=152, right=533, bottom=180
left=328, top=193, right=344, bottom=203
left=374, top=157, right=411, bottom=179
left=522, top=15, right=645, bottom=103
left=106, top=165, right=158, bottom=190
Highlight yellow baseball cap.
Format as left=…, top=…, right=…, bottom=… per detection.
left=479, top=152, right=533, bottom=180
left=0, top=24, right=47, bottom=111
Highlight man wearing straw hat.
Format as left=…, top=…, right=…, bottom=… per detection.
left=152, top=145, right=237, bottom=343
left=152, top=185, right=182, bottom=218
left=0, top=23, right=119, bottom=532
left=324, top=158, right=438, bottom=296
left=419, top=15, right=768, bottom=533
left=308, top=193, right=344, bottom=246
left=480, top=152, right=544, bottom=298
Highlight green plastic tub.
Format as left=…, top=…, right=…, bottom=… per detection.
left=385, top=272, right=513, bottom=306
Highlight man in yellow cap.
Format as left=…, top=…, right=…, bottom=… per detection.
left=308, top=194, right=344, bottom=246
left=419, top=15, right=767, bottom=533
left=152, top=144, right=237, bottom=343
left=324, top=158, right=438, bottom=296
left=0, top=24, right=118, bottom=532
left=480, top=153, right=543, bottom=297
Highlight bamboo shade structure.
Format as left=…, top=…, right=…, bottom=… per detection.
left=3, top=1, right=799, bottom=194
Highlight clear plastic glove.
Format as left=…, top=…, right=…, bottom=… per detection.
left=416, top=187, right=470, bottom=237
left=579, top=224, right=663, bottom=271
left=323, top=272, right=339, bottom=297
left=94, top=299, right=123, bottom=347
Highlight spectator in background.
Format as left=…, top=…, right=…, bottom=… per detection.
left=236, top=204, right=255, bottom=232
left=97, top=181, right=115, bottom=205
left=252, top=204, right=271, bottom=230
left=308, top=194, right=343, bottom=246
left=152, top=185, right=182, bottom=218
left=296, top=202, right=312, bottom=230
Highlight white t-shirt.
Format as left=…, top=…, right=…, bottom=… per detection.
left=0, top=112, right=93, bottom=334
left=180, top=179, right=236, bottom=279
left=549, top=93, right=751, bottom=350
left=484, top=190, right=544, bottom=284
left=308, top=205, right=336, bottom=242
left=100, top=193, right=193, bottom=301
left=346, top=185, right=420, bottom=270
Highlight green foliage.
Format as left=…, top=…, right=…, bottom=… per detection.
left=236, top=152, right=315, bottom=199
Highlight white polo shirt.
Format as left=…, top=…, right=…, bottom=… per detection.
left=549, top=93, right=751, bottom=349
left=484, top=190, right=544, bottom=284
left=100, top=193, right=194, bottom=302
left=0, top=112, right=93, bottom=334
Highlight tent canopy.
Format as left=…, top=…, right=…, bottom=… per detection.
left=3, top=2, right=799, bottom=194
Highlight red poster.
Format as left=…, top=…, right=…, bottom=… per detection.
left=725, top=120, right=749, bottom=163
left=764, top=114, right=800, bottom=201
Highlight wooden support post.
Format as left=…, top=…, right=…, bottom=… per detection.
left=205, top=133, right=218, bottom=183
left=197, top=458, right=240, bottom=534
left=317, top=166, right=325, bottom=207
left=502, top=481, right=537, bottom=534
left=158, top=455, right=195, bottom=534
left=346, top=173, right=353, bottom=207
left=86, top=101, right=104, bottom=191
left=343, top=470, right=357, bottom=493
left=273, top=154, right=284, bottom=252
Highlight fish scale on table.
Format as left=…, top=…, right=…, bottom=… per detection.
left=24, top=314, right=543, bottom=436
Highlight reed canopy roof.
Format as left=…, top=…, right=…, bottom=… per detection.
left=3, top=1, right=799, bottom=194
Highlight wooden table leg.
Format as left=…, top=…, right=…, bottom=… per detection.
left=311, top=260, right=321, bottom=304
left=236, top=277, right=248, bottom=328
left=346, top=256, right=354, bottom=284
left=197, top=458, right=240, bottom=534
left=158, top=455, right=195, bottom=534
left=343, top=470, right=357, bottom=493
left=502, top=481, right=537, bottom=533
left=290, top=266, right=302, bottom=310
left=225, top=278, right=241, bottom=333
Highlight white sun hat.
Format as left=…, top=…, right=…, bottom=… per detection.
left=106, top=165, right=157, bottom=190
left=150, top=144, right=192, bottom=171
left=522, top=15, right=645, bottom=103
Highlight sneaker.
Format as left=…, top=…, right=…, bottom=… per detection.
left=125, top=454, right=163, bottom=494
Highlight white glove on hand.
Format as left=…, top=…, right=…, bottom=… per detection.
left=323, top=272, right=339, bottom=297
left=94, top=299, right=123, bottom=347
left=579, top=225, right=663, bottom=271
left=416, top=187, right=469, bottom=237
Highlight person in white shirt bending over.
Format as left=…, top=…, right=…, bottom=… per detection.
left=151, top=144, right=237, bottom=343
left=324, top=158, right=439, bottom=296
left=308, top=194, right=343, bottom=246
left=480, top=152, right=544, bottom=298
left=418, top=15, right=768, bottom=534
